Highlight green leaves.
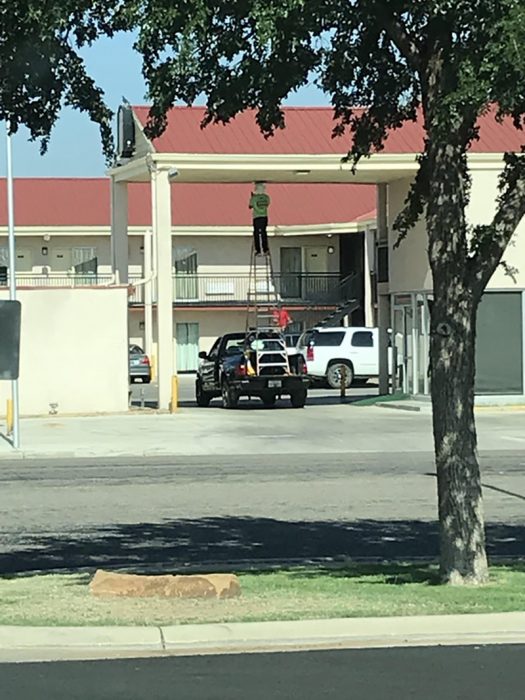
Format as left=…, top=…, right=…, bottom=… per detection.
left=0, top=0, right=126, bottom=162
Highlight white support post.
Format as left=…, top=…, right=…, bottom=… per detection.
left=378, top=295, right=390, bottom=395
left=412, top=293, right=419, bottom=396
left=363, top=226, right=375, bottom=327
left=377, top=184, right=390, bottom=395
left=151, top=167, right=174, bottom=409
left=110, top=178, right=129, bottom=285
left=143, top=228, right=154, bottom=359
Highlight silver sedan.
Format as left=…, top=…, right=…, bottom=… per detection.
left=129, top=344, right=151, bottom=383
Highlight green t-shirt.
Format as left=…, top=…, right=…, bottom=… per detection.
left=250, top=193, right=270, bottom=218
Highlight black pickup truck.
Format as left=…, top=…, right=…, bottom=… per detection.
left=196, top=332, right=309, bottom=408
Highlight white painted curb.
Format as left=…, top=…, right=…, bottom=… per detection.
left=2, top=613, right=525, bottom=654
left=161, top=612, right=525, bottom=650
left=0, top=626, right=163, bottom=650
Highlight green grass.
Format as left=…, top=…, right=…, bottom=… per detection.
left=1, top=563, right=525, bottom=627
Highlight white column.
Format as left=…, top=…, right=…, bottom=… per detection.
left=151, top=167, right=174, bottom=409
left=363, top=226, right=375, bottom=327
left=110, top=178, right=129, bottom=284
left=377, top=184, right=390, bottom=395
left=143, top=228, right=154, bottom=359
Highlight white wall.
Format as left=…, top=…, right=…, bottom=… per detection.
left=1, top=232, right=342, bottom=277
left=173, top=234, right=340, bottom=274
left=0, top=288, right=129, bottom=415
left=388, top=178, right=432, bottom=293
left=469, top=170, right=525, bottom=289
left=129, top=308, right=247, bottom=361
left=0, top=236, right=112, bottom=274
left=387, top=171, right=525, bottom=293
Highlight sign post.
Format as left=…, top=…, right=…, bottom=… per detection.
left=5, top=124, right=20, bottom=448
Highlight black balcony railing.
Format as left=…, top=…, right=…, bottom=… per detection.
left=128, top=272, right=357, bottom=306
left=0, top=272, right=115, bottom=288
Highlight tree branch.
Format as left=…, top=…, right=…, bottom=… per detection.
left=380, top=8, right=422, bottom=72
left=469, top=153, right=525, bottom=293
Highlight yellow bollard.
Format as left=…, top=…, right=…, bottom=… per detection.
left=150, top=354, right=157, bottom=382
left=6, top=399, right=13, bottom=435
left=170, top=375, right=179, bottom=413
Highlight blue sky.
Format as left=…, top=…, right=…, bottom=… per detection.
left=0, top=32, right=329, bottom=179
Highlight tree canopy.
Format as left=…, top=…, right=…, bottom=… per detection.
left=0, top=0, right=127, bottom=159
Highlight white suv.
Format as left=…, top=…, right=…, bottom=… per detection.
left=297, top=326, right=390, bottom=388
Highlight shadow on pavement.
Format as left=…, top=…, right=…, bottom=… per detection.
left=2, top=517, right=524, bottom=576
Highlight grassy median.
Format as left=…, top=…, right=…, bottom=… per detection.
left=1, top=563, right=525, bottom=626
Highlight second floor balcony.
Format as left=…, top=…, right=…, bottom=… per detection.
left=129, top=272, right=357, bottom=307
left=0, top=271, right=359, bottom=309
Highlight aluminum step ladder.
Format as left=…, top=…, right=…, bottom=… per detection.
left=245, top=246, right=290, bottom=376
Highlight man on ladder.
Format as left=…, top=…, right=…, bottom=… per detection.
left=249, top=182, right=270, bottom=255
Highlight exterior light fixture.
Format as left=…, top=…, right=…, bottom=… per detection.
left=294, top=170, right=311, bottom=175
left=41, top=246, right=48, bottom=256
left=327, top=246, right=335, bottom=254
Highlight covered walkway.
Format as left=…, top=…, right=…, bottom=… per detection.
left=109, top=105, right=525, bottom=408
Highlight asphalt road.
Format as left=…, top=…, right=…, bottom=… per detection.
left=1, top=450, right=524, bottom=574
left=1, top=645, right=523, bottom=699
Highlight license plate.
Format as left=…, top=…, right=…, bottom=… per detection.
left=131, top=359, right=140, bottom=366
left=268, top=379, right=281, bottom=388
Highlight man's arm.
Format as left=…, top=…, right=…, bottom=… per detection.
left=249, top=193, right=254, bottom=209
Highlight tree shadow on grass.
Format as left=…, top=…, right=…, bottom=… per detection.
left=1, top=517, right=524, bottom=578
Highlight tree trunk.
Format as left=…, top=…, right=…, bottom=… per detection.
left=429, top=278, right=488, bottom=584
left=424, top=129, right=489, bottom=584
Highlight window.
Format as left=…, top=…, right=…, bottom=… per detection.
left=312, top=331, right=345, bottom=347
left=72, top=247, right=96, bottom=265
left=0, top=249, right=7, bottom=286
left=72, top=247, right=97, bottom=275
left=351, top=331, right=374, bottom=347
left=173, top=247, right=198, bottom=300
left=208, top=338, right=221, bottom=360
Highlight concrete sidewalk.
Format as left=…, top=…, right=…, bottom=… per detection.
left=1, top=612, right=525, bottom=661
left=0, top=403, right=524, bottom=459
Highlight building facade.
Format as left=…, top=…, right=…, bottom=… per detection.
left=0, top=178, right=377, bottom=377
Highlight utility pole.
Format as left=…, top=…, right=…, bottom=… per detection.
left=6, top=123, right=20, bottom=448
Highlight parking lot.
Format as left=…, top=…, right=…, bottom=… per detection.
left=130, top=373, right=379, bottom=409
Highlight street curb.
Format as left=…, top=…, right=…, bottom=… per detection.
left=0, top=626, right=163, bottom=650
left=160, top=612, right=525, bottom=651
left=375, top=403, right=423, bottom=412
left=2, top=612, right=525, bottom=655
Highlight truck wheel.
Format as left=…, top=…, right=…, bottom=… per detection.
left=290, top=388, right=307, bottom=408
left=196, top=379, right=212, bottom=407
left=261, top=392, right=276, bottom=408
left=327, top=361, right=354, bottom=390
left=221, top=379, right=239, bottom=409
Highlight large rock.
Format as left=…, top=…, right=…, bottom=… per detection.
left=90, top=570, right=241, bottom=599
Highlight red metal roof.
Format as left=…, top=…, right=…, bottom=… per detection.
left=133, top=105, right=525, bottom=155
left=0, top=179, right=376, bottom=228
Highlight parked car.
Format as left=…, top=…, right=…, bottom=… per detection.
left=129, top=344, right=151, bottom=384
left=297, top=326, right=394, bottom=389
left=196, top=332, right=309, bottom=408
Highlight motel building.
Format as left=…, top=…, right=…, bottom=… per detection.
left=1, top=105, right=524, bottom=414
